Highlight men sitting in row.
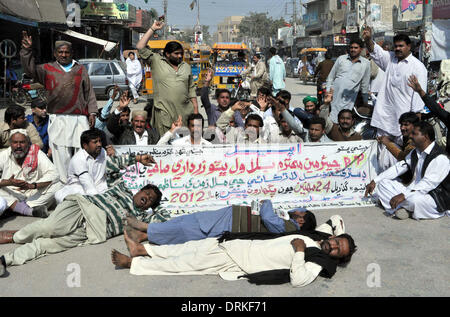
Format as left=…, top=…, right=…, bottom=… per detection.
left=365, top=121, right=449, bottom=220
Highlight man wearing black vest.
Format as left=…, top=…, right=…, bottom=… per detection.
left=365, top=121, right=450, bottom=220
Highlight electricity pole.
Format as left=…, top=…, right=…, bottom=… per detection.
left=163, top=0, right=168, bottom=38
left=421, top=0, right=433, bottom=68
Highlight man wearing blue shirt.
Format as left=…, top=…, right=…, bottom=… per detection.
left=26, top=98, right=49, bottom=156
left=268, top=47, right=286, bottom=96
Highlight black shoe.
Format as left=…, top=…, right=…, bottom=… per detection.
left=0, top=255, right=7, bottom=277
left=32, top=205, right=49, bottom=218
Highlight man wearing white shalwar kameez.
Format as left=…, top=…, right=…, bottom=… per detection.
left=111, top=221, right=356, bottom=287
left=365, top=122, right=450, bottom=220
left=126, top=52, right=143, bottom=103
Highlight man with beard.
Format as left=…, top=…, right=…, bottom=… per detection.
left=107, top=92, right=159, bottom=145
left=201, top=68, right=244, bottom=128
left=26, top=98, right=50, bottom=156
left=122, top=199, right=345, bottom=246
left=319, top=89, right=362, bottom=141
left=54, top=129, right=111, bottom=203
left=20, top=32, right=97, bottom=184
left=365, top=121, right=450, bottom=220
left=0, top=152, right=171, bottom=278
left=0, top=130, right=61, bottom=218
left=326, top=39, right=371, bottom=123
left=1, top=105, right=43, bottom=150
left=377, top=112, right=418, bottom=162
left=111, top=227, right=356, bottom=287
left=292, top=96, right=320, bottom=129
left=136, top=21, right=198, bottom=136
left=157, top=113, right=211, bottom=145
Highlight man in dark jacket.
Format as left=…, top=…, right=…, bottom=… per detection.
left=106, top=93, right=159, bottom=145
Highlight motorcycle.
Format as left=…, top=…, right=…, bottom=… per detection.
left=353, top=93, right=377, bottom=140
left=11, top=74, right=46, bottom=106
left=230, top=75, right=251, bottom=101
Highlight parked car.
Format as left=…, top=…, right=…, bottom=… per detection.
left=79, top=59, right=129, bottom=99
left=285, top=57, right=299, bottom=78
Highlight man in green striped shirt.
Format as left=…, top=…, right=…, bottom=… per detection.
left=0, top=152, right=170, bottom=277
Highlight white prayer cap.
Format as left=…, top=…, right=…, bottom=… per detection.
left=10, top=129, right=28, bottom=137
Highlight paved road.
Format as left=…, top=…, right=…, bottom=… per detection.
left=1, top=78, right=449, bottom=297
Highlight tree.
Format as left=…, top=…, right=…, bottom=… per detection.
left=238, top=12, right=287, bottom=39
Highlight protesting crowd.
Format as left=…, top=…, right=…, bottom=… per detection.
left=0, top=19, right=448, bottom=288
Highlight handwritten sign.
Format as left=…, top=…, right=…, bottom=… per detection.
left=115, top=141, right=378, bottom=216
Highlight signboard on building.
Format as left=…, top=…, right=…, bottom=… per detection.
left=334, top=35, right=349, bottom=46
left=433, top=0, right=450, bottom=19
left=369, top=4, right=382, bottom=21
left=399, top=0, right=423, bottom=21
left=80, top=2, right=137, bottom=21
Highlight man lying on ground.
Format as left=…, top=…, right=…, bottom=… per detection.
left=111, top=228, right=356, bottom=288
left=122, top=200, right=345, bottom=245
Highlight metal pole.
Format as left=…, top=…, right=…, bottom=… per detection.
left=421, top=0, right=433, bottom=68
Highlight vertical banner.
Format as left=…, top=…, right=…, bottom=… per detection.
left=115, top=141, right=378, bottom=216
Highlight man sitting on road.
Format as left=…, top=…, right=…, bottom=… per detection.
left=0, top=152, right=171, bottom=277
left=26, top=98, right=50, bottom=156
left=1, top=105, right=43, bottom=150
left=157, top=113, right=212, bottom=146
left=365, top=121, right=450, bottom=220
left=0, top=129, right=61, bottom=218
left=319, top=89, right=362, bottom=141
left=54, top=129, right=113, bottom=204
left=201, top=68, right=244, bottom=128
left=376, top=111, right=418, bottom=163
left=107, top=92, right=159, bottom=146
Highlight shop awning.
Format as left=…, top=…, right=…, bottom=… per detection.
left=58, top=30, right=118, bottom=52
left=0, top=0, right=66, bottom=24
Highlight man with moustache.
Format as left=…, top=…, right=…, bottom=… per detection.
left=319, top=89, right=362, bottom=141
left=0, top=152, right=171, bottom=277
left=363, top=27, right=427, bottom=171
left=365, top=121, right=450, bottom=220
left=0, top=130, right=61, bottom=218
left=136, top=20, right=198, bottom=136
left=157, top=113, right=212, bottom=146
left=111, top=228, right=356, bottom=287
left=377, top=112, right=419, bottom=162
left=326, top=39, right=371, bottom=123
left=20, top=32, right=98, bottom=184
left=54, top=129, right=110, bottom=204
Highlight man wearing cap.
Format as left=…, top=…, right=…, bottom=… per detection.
left=0, top=129, right=62, bottom=218
left=292, top=96, right=320, bottom=129
left=26, top=98, right=50, bottom=156
left=20, top=32, right=97, bottom=183
left=242, top=53, right=269, bottom=99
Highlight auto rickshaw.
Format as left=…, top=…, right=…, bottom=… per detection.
left=211, top=42, right=249, bottom=91
left=298, top=48, right=327, bottom=85
left=141, top=40, right=191, bottom=97
left=191, top=44, right=212, bottom=94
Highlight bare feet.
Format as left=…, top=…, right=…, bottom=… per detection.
left=125, top=213, right=148, bottom=232
left=111, top=249, right=131, bottom=268
left=124, top=228, right=148, bottom=257
left=125, top=224, right=148, bottom=243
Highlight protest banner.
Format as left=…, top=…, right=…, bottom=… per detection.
left=115, top=141, right=378, bottom=216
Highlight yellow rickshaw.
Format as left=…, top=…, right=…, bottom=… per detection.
left=298, top=48, right=327, bottom=85
left=141, top=40, right=192, bottom=96
left=211, top=42, right=249, bottom=91
left=191, top=44, right=212, bottom=93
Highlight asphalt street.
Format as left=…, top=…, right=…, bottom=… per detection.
left=0, top=78, right=449, bottom=297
